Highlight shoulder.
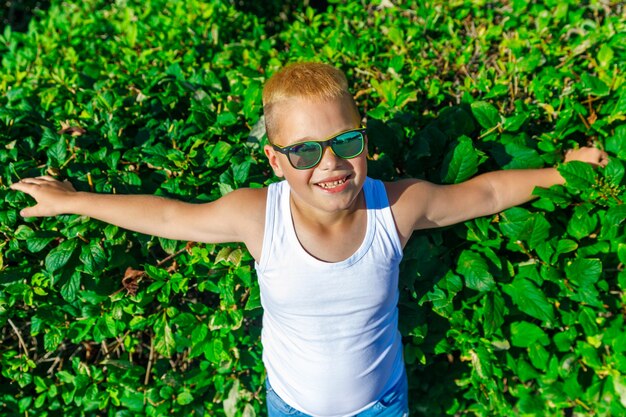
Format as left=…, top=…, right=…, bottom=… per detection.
left=227, top=186, right=269, bottom=200
left=219, top=186, right=268, bottom=216
left=215, top=187, right=268, bottom=260
left=383, top=179, right=439, bottom=244
left=203, top=187, right=268, bottom=233
left=384, top=178, right=435, bottom=206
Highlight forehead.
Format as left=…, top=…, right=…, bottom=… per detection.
left=271, top=96, right=359, bottom=146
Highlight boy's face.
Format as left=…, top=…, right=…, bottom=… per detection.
left=264, top=96, right=367, bottom=215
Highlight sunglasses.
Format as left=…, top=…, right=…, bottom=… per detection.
left=271, top=128, right=367, bottom=170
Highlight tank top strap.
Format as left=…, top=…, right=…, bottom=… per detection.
left=363, top=177, right=403, bottom=259
left=256, top=180, right=289, bottom=273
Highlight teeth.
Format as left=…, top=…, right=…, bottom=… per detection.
left=317, top=178, right=347, bottom=189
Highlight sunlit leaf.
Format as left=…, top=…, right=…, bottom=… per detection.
left=441, top=136, right=483, bottom=184
left=503, top=277, right=555, bottom=323
left=45, top=239, right=78, bottom=273
left=471, top=101, right=501, bottom=129
left=457, top=250, right=495, bottom=292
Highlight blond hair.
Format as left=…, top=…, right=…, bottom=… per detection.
left=263, top=62, right=360, bottom=142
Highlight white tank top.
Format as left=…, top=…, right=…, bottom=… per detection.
left=255, top=177, right=405, bottom=417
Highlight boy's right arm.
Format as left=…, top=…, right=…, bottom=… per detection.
left=9, top=176, right=267, bottom=257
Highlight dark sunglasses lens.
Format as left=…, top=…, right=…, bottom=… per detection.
left=289, top=142, right=322, bottom=169
left=332, top=131, right=364, bottom=158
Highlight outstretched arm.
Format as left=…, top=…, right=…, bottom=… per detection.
left=9, top=176, right=266, bottom=251
left=388, top=147, right=609, bottom=245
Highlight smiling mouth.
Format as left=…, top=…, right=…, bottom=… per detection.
left=315, top=175, right=350, bottom=189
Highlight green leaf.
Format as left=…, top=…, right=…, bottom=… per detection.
left=165, top=63, right=185, bottom=80
left=469, top=346, right=493, bottom=379
left=570, top=283, right=602, bottom=307
left=618, top=243, right=626, bottom=265
left=483, top=292, right=505, bottom=336
left=209, top=141, right=233, bottom=165
left=503, top=277, right=555, bottom=323
left=95, top=316, right=117, bottom=340
left=44, top=327, right=63, bottom=351
left=155, top=316, right=175, bottom=357
left=79, top=241, right=107, bottom=275
left=606, top=125, right=626, bottom=159
left=502, top=112, right=529, bottom=132
left=576, top=341, right=602, bottom=368
left=610, top=87, right=626, bottom=121
left=471, top=101, right=501, bottom=129
left=499, top=207, right=550, bottom=250
left=244, top=285, right=261, bottom=310
left=556, top=239, right=578, bottom=255
left=606, top=204, right=626, bottom=226
left=14, top=225, right=34, bottom=240
left=120, top=391, right=145, bottom=412
left=457, top=250, right=495, bottom=292
left=558, top=161, right=597, bottom=191
left=597, top=44, right=614, bottom=67
left=578, top=307, right=599, bottom=337
left=45, top=239, right=78, bottom=273
left=581, top=73, right=609, bottom=97
left=510, top=321, right=549, bottom=347
left=158, top=237, right=178, bottom=255
left=516, top=48, right=545, bottom=73
left=217, top=112, right=237, bottom=127
left=500, top=142, right=544, bottom=169
left=26, top=233, right=57, bottom=253
left=566, top=205, right=597, bottom=240
left=60, top=272, right=81, bottom=302
left=528, top=344, right=550, bottom=371
left=422, top=287, right=452, bottom=317
left=190, top=326, right=209, bottom=359
left=232, top=161, right=251, bottom=185
left=176, top=389, right=194, bottom=405
left=215, top=247, right=233, bottom=264
left=517, top=358, right=540, bottom=382
left=565, top=258, right=602, bottom=287
left=191, top=324, right=208, bottom=345
left=441, top=136, right=483, bottom=184
left=603, top=158, right=625, bottom=187
left=554, top=328, right=577, bottom=352
left=204, top=337, right=225, bottom=363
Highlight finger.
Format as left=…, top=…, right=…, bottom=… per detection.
left=15, top=178, right=45, bottom=185
left=14, top=177, right=58, bottom=186
left=600, top=155, right=609, bottom=167
left=9, top=181, right=34, bottom=192
left=35, top=176, right=58, bottom=182
left=19, top=206, right=40, bottom=218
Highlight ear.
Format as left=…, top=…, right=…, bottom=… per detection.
left=264, top=144, right=285, bottom=178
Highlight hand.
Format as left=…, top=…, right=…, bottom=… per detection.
left=9, top=176, right=77, bottom=217
left=564, top=146, right=609, bottom=167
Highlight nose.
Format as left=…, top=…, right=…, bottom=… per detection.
left=317, top=145, right=342, bottom=170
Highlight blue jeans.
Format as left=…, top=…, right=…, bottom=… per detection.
left=265, top=372, right=409, bottom=417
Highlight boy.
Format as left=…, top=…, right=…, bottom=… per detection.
left=10, top=62, right=608, bottom=417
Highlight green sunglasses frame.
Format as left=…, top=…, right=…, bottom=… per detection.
left=270, top=127, right=367, bottom=170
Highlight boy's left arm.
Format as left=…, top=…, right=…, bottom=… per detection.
left=388, top=147, right=608, bottom=245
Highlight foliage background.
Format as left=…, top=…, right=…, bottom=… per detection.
left=1, top=0, right=626, bottom=416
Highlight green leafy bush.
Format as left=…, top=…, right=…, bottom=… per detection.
left=1, top=1, right=625, bottom=416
